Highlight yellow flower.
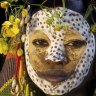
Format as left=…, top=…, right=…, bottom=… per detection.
left=11, top=22, right=20, bottom=34
left=9, top=15, right=15, bottom=23
left=1, top=21, right=19, bottom=37
left=21, top=9, right=28, bottom=18
left=0, top=1, right=9, bottom=9
left=2, top=21, right=11, bottom=26
left=15, top=18, right=20, bottom=25
left=0, top=38, right=9, bottom=55
left=1, top=21, right=14, bottom=37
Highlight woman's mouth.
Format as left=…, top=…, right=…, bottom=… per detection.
left=44, top=75, right=67, bottom=83
left=36, top=70, right=69, bottom=83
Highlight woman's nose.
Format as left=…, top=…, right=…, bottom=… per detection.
left=45, top=55, right=69, bottom=65
left=45, top=45, right=65, bottom=62
left=45, top=52, right=65, bottom=62
left=45, top=42, right=69, bottom=64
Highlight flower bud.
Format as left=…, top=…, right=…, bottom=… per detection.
left=21, top=9, right=28, bottom=18
left=15, top=18, right=20, bottom=25
left=54, top=24, right=61, bottom=31
left=17, top=48, right=23, bottom=56
left=9, top=15, right=15, bottom=23
left=0, top=1, right=9, bottom=9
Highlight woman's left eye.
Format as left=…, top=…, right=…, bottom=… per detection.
left=67, top=40, right=86, bottom=48
left=32, top=39, right=49, bottom=47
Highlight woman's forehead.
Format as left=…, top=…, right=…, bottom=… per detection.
left=28, top=7, right=89, bottom=35
left=28, top=29, right=84, bottom=43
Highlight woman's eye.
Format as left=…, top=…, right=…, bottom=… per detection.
left=32, top=39, right=49, bottom=47
left=67, top=40, right=86, bottom=48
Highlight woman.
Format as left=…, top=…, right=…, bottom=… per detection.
left=0, top=0, right=96, bottom=96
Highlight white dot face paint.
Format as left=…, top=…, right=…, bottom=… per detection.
left=25, top=7, right=95, bottom=95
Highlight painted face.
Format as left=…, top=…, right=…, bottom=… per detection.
left=28, top=29, right=86, bottom=83
left=25, top=7, right=95, bottom=95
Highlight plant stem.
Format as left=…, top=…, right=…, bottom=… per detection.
left=62, top=0, right=65, bottom=10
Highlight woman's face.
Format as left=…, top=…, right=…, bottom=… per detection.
left=28, top=29, right=86, bottom=84
left=25, top=7, right=95, bottom=95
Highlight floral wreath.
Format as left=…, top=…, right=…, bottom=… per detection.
left=0, top=0, right=96, bottom=96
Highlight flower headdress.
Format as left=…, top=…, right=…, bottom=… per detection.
left=0, top=0, right=96, bottom=96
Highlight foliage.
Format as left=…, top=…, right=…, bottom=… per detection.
left=0, top=0, right=29, bottom=55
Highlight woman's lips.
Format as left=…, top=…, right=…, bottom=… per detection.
left=44, top=75, right=67, bottom=83
left=36, top=70, right=69, bottom=83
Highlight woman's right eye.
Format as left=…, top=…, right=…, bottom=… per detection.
left=32, top=39, right=49, bottom=47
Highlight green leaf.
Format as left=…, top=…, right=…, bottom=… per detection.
left=90, top=24, right=96, bottom=32
left=84, top=4, right=93, bottom=19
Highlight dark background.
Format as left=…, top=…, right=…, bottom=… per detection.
left=0, top=8, right=6, bottom=71
left=0, top=0, right=95, bottom=71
